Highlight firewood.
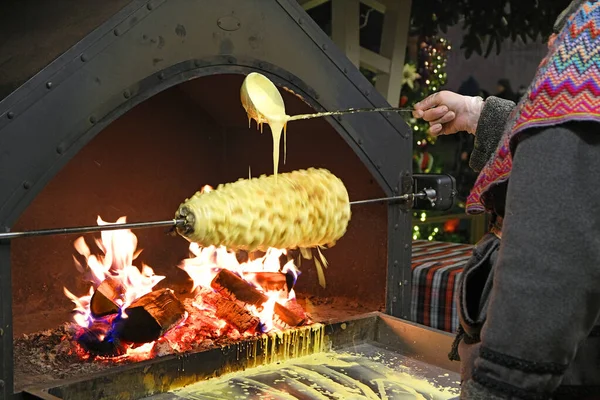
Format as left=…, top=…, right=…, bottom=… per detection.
left=201, top=290, right=260, bottom=333
left=246, top=272, right=288, bottom=292
left=273, top=303, right=306, bottom=327
left=274, top=299, right=308, bottom=329
left=113, top=289, right=186, bottom=344
left=90, top=276, right=124, bottom=318
left=211, top=269, right=306, bottom=327
left=283, top=298, right=307, bottom=319
left=284, top=269, right=298, bottom=292
left=76, top=321, right=127, bottom=357
left=211, top=269, right=265, bottom=307
left=235, top=251, right=249, bottom=264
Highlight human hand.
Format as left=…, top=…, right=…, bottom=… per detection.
left=412, top=91, right=484, bottom=136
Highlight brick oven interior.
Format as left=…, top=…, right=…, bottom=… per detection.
left=11, top=73, right=388, bottom=338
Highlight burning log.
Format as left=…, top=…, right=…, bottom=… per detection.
left=235, top=251, right=250, bottom=264
left=114, top=289, right=186, bottom=344
left=273, top=302, right=306, bottom=329
left=247, top=272, right=288, bottom=292
left=211, top=269, right=306, bottom=327
left=90, top=276, right=124, bottom=318
left=201, top=290, right=260, bottom=333
left=77, top=320, right=127, bottom=357
left=211, top=269, right=265, bottom=305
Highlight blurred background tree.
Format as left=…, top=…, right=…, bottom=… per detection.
left=410, top=0, right=572, bottom=58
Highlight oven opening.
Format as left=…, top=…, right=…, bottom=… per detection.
left=11, top=73, right=388, bottom=390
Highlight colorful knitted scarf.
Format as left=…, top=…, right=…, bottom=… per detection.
left=466, top=0, right=600, bottom=215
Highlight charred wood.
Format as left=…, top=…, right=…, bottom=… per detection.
left=285, top=269, right=297, bottom=292
left=211, top=269, right=305, bottom=327
left=76, top=321, right=126, bottom=357
left=246, top=272, right=288, bottom=292
left=211, top=269, right=265, bottom=306
left=201, top=290, right=260, bottom=333
left=235, top=250, right=249, bottom=264
left=90, top=276, right=124, bottom=318
left=283, top=298, right=307, bottom=320
left=273, top=302, right=305, bottom=328
left=114, top=289, right=186, bottom=344
left=274, top=299, right=308, bottom=329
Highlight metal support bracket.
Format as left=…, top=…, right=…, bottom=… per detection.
left=386, top=171, right=413, bottom=319
left=399, top=171, right=413, bottom=210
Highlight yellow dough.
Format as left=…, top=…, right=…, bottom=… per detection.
left=175, top=168, right=351, bottom=253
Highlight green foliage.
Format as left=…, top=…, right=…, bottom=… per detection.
left=410, top=0, right=572, bottom=58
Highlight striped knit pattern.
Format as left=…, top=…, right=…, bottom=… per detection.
left=466, top=1, right=600, bottom=214
left=411, top=240, right=473, bottom=333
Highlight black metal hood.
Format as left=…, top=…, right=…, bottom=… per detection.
left=0, top=0, right=132, bottom=101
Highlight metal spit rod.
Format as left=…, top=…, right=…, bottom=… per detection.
left=0, top=195, right=412, bottom=241
left=0, top=219, right=186, bottom=241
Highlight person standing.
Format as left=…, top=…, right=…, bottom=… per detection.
left=413, top=1, right=600, bottom=398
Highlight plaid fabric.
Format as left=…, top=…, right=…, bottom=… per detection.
left=411, top=240, right=473, bottom=333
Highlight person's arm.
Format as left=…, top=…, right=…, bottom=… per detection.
left=412, top=92, right=515, bottom=172
left=469, top=97, right=515, bottom=172
left=462, top=122, right=600, bottom=399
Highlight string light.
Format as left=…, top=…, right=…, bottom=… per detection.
left=406, top=38, right=449, bottom=146
left=400, top=36, right=451, bottom=241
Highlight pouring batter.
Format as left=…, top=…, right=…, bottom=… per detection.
left=240, top=72, right=411, bottom=177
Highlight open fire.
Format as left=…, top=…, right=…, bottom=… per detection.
left=62, top=191, right=309, bottom=362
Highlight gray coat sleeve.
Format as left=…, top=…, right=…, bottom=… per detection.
left=469, top=97, right=516, bottom=172
left=463, top=123, right=600, bottom=399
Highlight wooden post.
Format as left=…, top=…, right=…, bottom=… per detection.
left=375, top=0, right=412, bottom=105
left=298, top=0, right=329, bottom=10
left=332, top=0, right=360, bottom=67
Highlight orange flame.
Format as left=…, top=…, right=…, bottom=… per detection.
left=180, top=244, right=301, bottom=332
left=178, top=185, right=302, bottom=333
left=63, top=216, right=164, bottom=328
left=63, top=207, right=307, bottom=361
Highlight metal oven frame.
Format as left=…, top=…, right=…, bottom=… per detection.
left=0, top=0, right=414, bottom=398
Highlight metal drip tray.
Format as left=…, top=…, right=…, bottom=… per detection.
left=23, top=313, right=461, bottom=400
left=149, top=342, right=460, bottom=399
